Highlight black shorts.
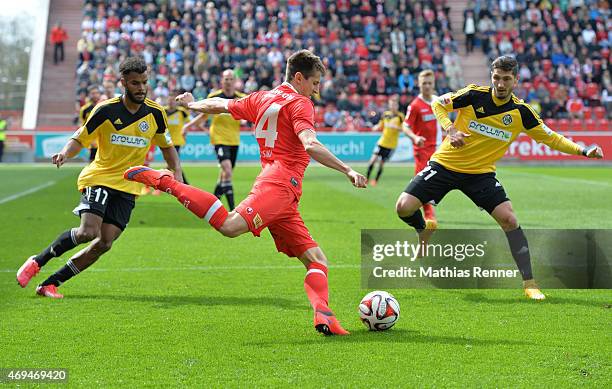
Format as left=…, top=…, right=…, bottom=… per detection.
left=72, top=186, right=136, bottom=230
left=214, top=145, right=239, bottom=167
left=374, top=145, right=394, bottom=162
left=404, top=161, right=509, bottom=214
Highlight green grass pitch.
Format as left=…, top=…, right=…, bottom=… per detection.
left=1, top=164, right=610, bottom=387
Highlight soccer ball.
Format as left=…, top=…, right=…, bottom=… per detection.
left=358, top=290, right=400, bottom=331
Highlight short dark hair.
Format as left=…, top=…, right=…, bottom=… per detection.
left=285, top=50, right=325, bottom=82
left=119, top=56, right=147, bottom=77
left=491, top=55, right=518, bottom=76
left=87, top=84, right=100, bottom=93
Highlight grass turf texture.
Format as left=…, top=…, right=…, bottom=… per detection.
left=1, top=164, right=610, bottom=387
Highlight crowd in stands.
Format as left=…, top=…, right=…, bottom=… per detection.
left=75, top=0, right=610, bottom=130
left=76, top=0, right=458, bottom=129
left=469, top=0, right=611, bottom=121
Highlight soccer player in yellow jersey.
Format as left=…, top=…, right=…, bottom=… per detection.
left=164, top=89, right=190, bottom=184
left=79, top=85, right=104, bottom=162
left=395, top=56, right=603, bottom=300
left=183, top=69, right=246, bottom=210
left=16, top=57, right=183, bottom=298
left=366, top=97, right=405, bottom=186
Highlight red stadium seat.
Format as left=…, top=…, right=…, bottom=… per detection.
left=370, top=60, right=380, bottom=73
left=570, top=119, right=584, bottom=131
left=362, top=94, right=374, bottom=107
left=544, top=118, right=557, bottom=129
left=594, top=106, right=606, bottom=119
left=547, top=82, right=559, bottom=96
left=584, top=119, right=597, bottom=131
left=419, top=53, right=433, bottom=63
left=375, top=95, right=388, bottom=107
left=348, top=83, right=358, bottom=94
left=582, top=106, right=592, bottom=119
left=556, top=119, right=570, bottom=132
left=596, top=119, right=610, bottom=131
left=358, top=60, right=369, bottom=73
left=585, top=83, right=599, bottom=99
left=315, top=109, right=325, bottom=125
left=542, top=59, right=552, bottom=73
left=522, top=82, right=532, bottom=92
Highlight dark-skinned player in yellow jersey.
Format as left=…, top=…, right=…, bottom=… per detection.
left=16, top=57, right=184, bottom=298
left=395, top=56, right=603, bottom=300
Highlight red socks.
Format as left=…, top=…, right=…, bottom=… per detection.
left=304, top=262, right=329, bottom=309
left=159, top=176, right=228, bottom=230
left=423, top=203, right=435, bottom=221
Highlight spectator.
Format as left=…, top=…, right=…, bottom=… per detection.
left=50, top=22, right=68, bottom=65
left=463, top=10, right=476, bottom=54
left=566, top=91, right=584, bottom=119
left=324, top=104, right=341, bottom=127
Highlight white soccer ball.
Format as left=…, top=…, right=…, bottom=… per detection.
left=358, top=290, right=400, bottom=331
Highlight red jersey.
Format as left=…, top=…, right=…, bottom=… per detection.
left=404, top=95, right=440, bottom=152
left=227, top=82, right=315, bottom=198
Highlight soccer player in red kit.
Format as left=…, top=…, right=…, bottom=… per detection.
left=124, top=50, right=367, bottom=336
left=402, top=69, right=443, bottom=228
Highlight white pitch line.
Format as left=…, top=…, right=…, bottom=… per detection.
left=0, top=181, right=56, bottom=205
left=0, top=263, right=362, bottom=273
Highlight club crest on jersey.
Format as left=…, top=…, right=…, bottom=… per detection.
left=502, top=114, right=513, bottom=126
left=246, top=207, right=254, bottom=214
left=138, top=120, right=150, bottom=132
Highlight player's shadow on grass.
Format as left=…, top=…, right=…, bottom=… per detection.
left=245, top=328, right=536, bottom=347
left=463, top=292, right=610, bottom=308
left=69, top=294, right=302, bottom=310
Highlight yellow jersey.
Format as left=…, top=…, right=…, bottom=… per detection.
left=164, top=106, right=190, bottom=146
left=207, top=89, right=246, bottom=146
left=72, top=97, right=173, bottom=195
left=431, top=84, right=582, bottom=173
left=377, top=110, right=405, bottom=149
left=79, top=102, right=95, bottom=125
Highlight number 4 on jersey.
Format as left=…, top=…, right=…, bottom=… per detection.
left=255, top=103, right=281, bottom=147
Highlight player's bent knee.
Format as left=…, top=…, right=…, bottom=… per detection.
left=395, top=194, right=420, bottom=216
left=75, top=227, right=99, bottom=243
left=218, top=213, right=248, bottom=238
left=95, top=239, right=113, bottom=253
left=500, top=214, right=519, bottom=230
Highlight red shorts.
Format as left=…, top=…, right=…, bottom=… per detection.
left=414, top=147, right=436, bottom=174
left=235, top=180, right=317, bottom=258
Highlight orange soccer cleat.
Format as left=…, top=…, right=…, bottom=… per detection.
left=36, top=285, right=64, bottom=299
left=314, top=305, right=350, bottom=336
left=124, top=166, right=173, bottom=189
left=16, top=256, right=40, bottom=288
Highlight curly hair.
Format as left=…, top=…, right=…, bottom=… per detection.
left=119, top=56, right=147, bottom=76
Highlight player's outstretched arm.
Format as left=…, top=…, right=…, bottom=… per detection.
left=528, top=121, right=603, bottom=158
left=176, top=92, right=230, bottom=115
left=52, top=139, right=84, bottom=168
left=298, top=129, right=367, bottom=188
